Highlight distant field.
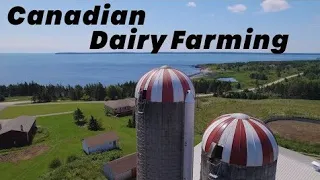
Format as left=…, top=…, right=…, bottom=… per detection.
left=0, top=98, right=320, bottom=179
left=203, top=63, right=300, bottom=89
left=4, top=96, right=31, bottom=102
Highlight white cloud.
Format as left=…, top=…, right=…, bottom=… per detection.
left=227, top=4, right=247, bottom=13
left=187, top=2, right=196, bottom=8
left=261, top=0, right=290, bottom=13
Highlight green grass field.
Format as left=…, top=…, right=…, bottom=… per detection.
left=194, top=97, right=320, bottom=135
left=0, top=103, right=136, bottom=180
left=0, top=98, right=320, bottom=179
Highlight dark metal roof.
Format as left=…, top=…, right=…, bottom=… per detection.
left=0, top=116, right=36, bottom=135
left=83, top=132, right=119, bottom=147
left=106, top=153, right=137, bottom=175
left=104, top=98, right=135, bottom=110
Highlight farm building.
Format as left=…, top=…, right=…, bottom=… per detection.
left=82, top=132, right=119, bottom=155
left=103, top=153, right=137, bottom=180
left=0, top=116, right=37, bottom=149
left=104, top=98, right=135, bottom=116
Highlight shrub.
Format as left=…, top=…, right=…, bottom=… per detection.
left=80, top=94, right=91, bottom=101
left=40, top=150, right=123, bottom=180
left=49, top=158, right=62, bottom=169
left=66, top=155, right=78, bottom=163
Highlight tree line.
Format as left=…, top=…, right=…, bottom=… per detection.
left=0, top=81, right=136, bottom=103
left=261, top=65, right=320, bottom=100
left=193, top=78, right=232, bottom=95
left=263, top=78, right=320, bottom=100
left=0, top=79, right=235, bottom=103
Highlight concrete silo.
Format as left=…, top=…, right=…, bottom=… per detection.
left=200, top=113, right=279, bottom=180
left=135, top=65, right=195, bottom=180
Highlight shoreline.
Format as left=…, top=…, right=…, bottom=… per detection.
left=189, top=65, right=213, bottom=79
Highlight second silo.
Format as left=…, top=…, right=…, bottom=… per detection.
left=200, top=113, right=279, bottom=180
left=135, top=65, right=195, bottom=180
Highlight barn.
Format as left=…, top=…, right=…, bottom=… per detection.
left=103, top=153, right=137, bottom=180
left=104, top=98, right=135, bottom=116
left=82, top=132, right=119, bottom=155
left=0, top=116, right=37, bottom=149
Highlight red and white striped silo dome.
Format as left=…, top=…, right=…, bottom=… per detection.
left=202, top=113, right=279, bottom=167
left=135, top=65, right=195, bottom=103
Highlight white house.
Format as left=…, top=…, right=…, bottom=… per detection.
left=82, top=132, right=119, bottom=155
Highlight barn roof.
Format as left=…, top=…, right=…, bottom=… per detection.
left=105, top=153, right=137, bottom=175
left=202, top=113, right=279, bottom=167
left=104, top=98, right=135, bottom=110
left=135, top=65, right=195, bottom=103
left=83, top=132, right=119, bottom=147
left=0, top=116, right=36, bottom=135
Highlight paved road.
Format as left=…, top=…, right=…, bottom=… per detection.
left=247, top=73, right=304, bottom=92
left=34, top=111, right=73, bottom=118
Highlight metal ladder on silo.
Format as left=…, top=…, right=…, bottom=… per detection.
left=208, top=159, right=221, bottom=179
left=137, top=90, right=146, bottom=114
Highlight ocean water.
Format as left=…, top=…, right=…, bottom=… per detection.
left=0, top=53, right=319, bottom=86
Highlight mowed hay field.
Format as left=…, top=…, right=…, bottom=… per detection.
left=0, top=98, right=320, bottom=179
left=268, top=121, right=320, bottom=144
left=195, top=97, right=320, bottom=135
left=0, top=103, right=137, bottom=180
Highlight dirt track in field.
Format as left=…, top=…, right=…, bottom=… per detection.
left=268, top=120, right=320, bottom=144
left=0, top=145, right=49, bottom=163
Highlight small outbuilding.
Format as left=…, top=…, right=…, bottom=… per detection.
left=104, top=98, right=135, bottom=116
left=82, top=132, right=119, bottom=155
left=103, top=153, right=137, bottom=180
left=0, top=116, right=37, bottom=149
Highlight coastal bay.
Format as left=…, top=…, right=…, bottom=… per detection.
left=0, top=53, right=319, bottom=86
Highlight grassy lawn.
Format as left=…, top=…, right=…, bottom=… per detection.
left=0, top=103, right=104, bottom=119
left=0, top=98, right=320, bottom=179
left=0, top=103, right=136, bottom=180
left=4, top=96, right=32, bottom=102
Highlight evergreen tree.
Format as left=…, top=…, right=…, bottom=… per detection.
left=73, top=108, right=84, bottom=125
left=88, top=115, right=101, bottom=131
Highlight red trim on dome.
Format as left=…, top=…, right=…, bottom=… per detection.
left=146, top=70, right=158, bottom=101
left=248, top=119, right=274, bottom=165
left=206, top=114, right=230, bottom=129
left=140, top=70, right=155, bottom=92
left=204, top=117, right=234, bottom=152
left=172, top=69, right=190, bottom=98
left=162, top=69, right=174, bottom=102
left=230, top=119, right=247, bottom=166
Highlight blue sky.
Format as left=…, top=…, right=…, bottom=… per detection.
left=0, top=0, right=319, bottom=53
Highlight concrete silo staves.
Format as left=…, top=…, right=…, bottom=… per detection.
left=201, top=113, right=279, bottom=180
left=135, top=65, right=195, bottom=180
